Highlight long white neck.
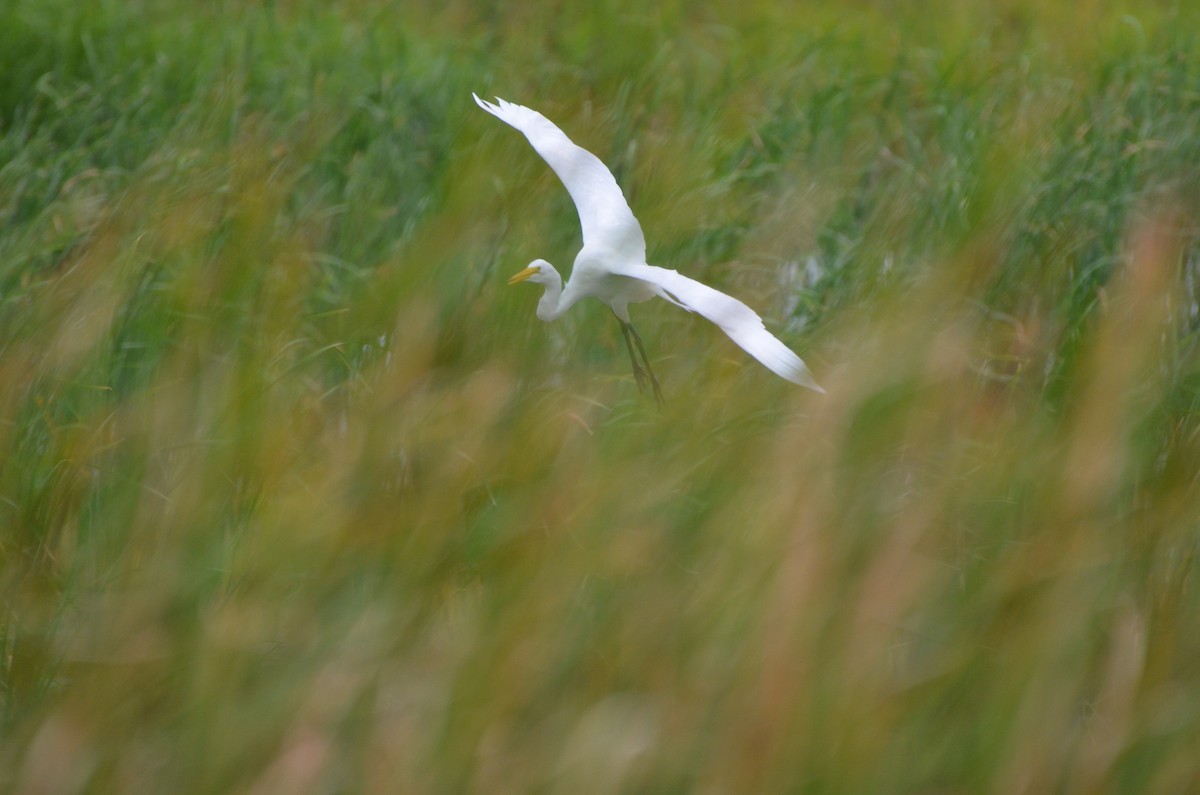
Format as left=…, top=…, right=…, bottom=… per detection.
left=534, top=265, right=570, bottom=322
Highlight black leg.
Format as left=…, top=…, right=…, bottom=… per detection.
left=626, top=322, right=664, bottom=407
left=616, top=316, right=664, bottom=407
left=618, top=319, right=648, bottom=392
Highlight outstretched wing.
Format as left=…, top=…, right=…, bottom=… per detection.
left=474, top=94, right=646, bottom=261
left=614, top=263, right=824, bottom=392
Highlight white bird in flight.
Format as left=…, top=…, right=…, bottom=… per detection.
left=474, top=94, right=824, bottom=401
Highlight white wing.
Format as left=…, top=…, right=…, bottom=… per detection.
left=614, top=263, right=824, bottom=392
left=474, top=94, right=646, bottom=260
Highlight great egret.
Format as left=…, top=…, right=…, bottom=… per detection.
left=474, top=94, right=824, bottom=400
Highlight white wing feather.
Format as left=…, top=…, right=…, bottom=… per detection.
left=614, top=263, right=824, bottom=392
left=473, top=94, right=646, bottom=260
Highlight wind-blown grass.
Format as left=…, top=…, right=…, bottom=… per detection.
left=2, top=1, right=1199, bottom=792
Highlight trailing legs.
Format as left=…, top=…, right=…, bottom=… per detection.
left=616, top=315, right=664, bottom=407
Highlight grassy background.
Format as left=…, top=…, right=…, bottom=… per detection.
left=2, top=0, right=1199, bottom=792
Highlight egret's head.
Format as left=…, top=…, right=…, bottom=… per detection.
left=507, top=259, right=555, bottom=287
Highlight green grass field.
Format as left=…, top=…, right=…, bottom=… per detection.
left=2, top=1, right=1199, bottom=792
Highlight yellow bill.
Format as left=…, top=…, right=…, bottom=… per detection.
left=507, top=266, right=540, bottom=285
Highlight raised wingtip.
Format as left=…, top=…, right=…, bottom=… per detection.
left=473, top=92, right=503, bottom=113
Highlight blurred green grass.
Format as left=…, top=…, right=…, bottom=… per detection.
left=2, top=0, right=1199, bottom=792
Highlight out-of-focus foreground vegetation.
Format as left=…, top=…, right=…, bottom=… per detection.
left=2, top=0, right=1199, bottom=792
